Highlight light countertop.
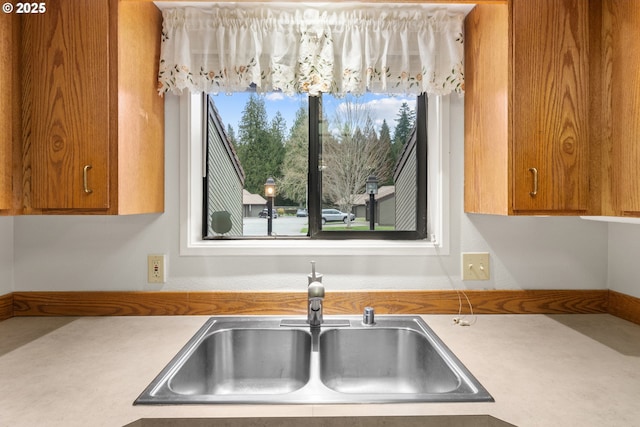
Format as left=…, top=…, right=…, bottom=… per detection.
left=1, top=313, right=639, bottom=427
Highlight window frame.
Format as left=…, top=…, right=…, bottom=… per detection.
left=179, top=93, right=450, bottom=256
left=307, top=94, right=428, bottom=240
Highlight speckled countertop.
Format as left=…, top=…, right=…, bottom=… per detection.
left=1, top=314, right=639, bottom=427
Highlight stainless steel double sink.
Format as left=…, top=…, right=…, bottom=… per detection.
left=135, top=316, right=493, bottom=404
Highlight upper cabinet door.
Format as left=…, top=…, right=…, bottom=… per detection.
left=607, top=0, right=640, bottom=214
left=511, top=0, right=590, bottom=212
left=0, top=12, right=18, bottom=212
left=23, top=0, right=110, bottom=210
left=464, top=0, right=591, bottom=216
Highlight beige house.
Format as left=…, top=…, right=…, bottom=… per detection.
left=243, top=190, right=267, bottom=217
left=352, top=185, right=396, bottom=226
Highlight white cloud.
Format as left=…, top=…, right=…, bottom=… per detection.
left=366, top=96, right=416, bottom=133
left=332, top=95, right=416, bottom=135
left=264, top=92, right=286, bottom=102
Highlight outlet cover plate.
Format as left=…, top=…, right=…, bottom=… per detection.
left=462, top=252, right=490, bottom=281
left=148, top=254, right=166, bottom=284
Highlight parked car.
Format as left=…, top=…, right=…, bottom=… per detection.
left=258, top=208, right=278, bottom=219
left=296, top=208, right=308, bottom=217
left=321, top=208, right=355, bottom=224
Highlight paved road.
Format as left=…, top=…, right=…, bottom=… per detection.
left=243, top=216, right=308, bottom=236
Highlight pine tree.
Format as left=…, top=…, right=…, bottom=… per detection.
left=236, top=94, right=285, bottom=196
left=280, top=107, right=309, bottom=205
left=391, top=102, right=415, bottom=164
left=379, top=119, right=394, bottom=185
left=226, top=124, right=237, bottom=146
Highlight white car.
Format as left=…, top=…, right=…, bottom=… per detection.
left=321, top=209, right=355, bottom=224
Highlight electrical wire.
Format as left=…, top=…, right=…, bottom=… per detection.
left=433, top=239, right=477, bottom=326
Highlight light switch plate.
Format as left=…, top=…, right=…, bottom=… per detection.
left=461, top=252, right=490, bottom=281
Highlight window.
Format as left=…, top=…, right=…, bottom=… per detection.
left=202, top=92, right=428, bottom=240
left=180, top=92, right=450, bottom=256
left=161, top=2, right=462, bottom=255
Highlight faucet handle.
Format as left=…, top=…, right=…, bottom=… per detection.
left=308, top=260, right=323, bottom=284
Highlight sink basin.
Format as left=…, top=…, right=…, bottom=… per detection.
left=135, top=316, right=493, bottom=404
left=169, top=328, right=311, bottom=395
left=320, top=328, right=464, bottom=395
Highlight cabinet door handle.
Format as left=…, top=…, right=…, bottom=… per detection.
left=83, top=165, right=93, bottom=194
left=528, top=167, right=538, bottom=197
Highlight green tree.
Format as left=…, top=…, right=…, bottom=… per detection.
left=236, top=94, right=285, bottom=196
left=391, top=102, right=415, bottom=164
left=266, top=112, right=287, bottom=203
left=226, top=124, right=237, bottom=146
left=379, top=119, right=394, bottom=185
left=270, top=111, right=287, bottom=143
left=280, top=107, right=309, bottom=206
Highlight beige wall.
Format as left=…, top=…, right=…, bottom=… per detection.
left=0, top=217, right=12, bottom=295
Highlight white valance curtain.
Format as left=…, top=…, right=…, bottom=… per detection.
left=158, top=3, right=465, bottom=96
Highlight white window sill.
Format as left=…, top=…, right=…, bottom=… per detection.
left=181, top=237, right=446, bottom=257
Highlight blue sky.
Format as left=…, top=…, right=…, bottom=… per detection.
left=210, top=92, right=416, bottom=138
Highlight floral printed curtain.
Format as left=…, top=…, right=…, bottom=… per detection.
left=158, top=3, right=465, bottom=96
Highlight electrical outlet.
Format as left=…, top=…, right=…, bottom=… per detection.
left=461, top=252, right=490, bottom=281
left=148, top=254, right=166, bottom=284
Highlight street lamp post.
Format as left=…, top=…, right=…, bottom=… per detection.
left=264, top=177, right=276, bottom=236
left=366, top=175, right=379, bottom=231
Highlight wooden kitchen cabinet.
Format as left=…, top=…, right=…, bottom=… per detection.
left=464, top=0, right=590, bottom=215
left=0, top=12, right=20, bottom=214
left=22, top=0, right=164, bottom=214
left=604, top=0, right=640, bottom=216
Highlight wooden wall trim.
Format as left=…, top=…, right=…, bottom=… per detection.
left=132, top=0, right=504, bottom=4
left=0, top=293, right=12, bottom=320
left=7, top=289, right=640, bottom=325
left=11, top=289, right=608, bottom=317
left=608, top=290, right=640, bottom=325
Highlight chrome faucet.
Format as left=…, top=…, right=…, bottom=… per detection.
left=307, top=261, right=324, bottom=328
left=308, top=282, right=324, bottom=327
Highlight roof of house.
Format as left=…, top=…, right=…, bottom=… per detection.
left=243, top=189, right=267, bottom=205
left=208, top=96, right=245, bottom=184
left=393, top=127, right=417, bottom=181
left=351, top=185, right=395, bottom=205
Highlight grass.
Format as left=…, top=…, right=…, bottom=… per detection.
left=323, top=225, right=396, bottom=231
left=300, top=220, right=396, bottom=233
